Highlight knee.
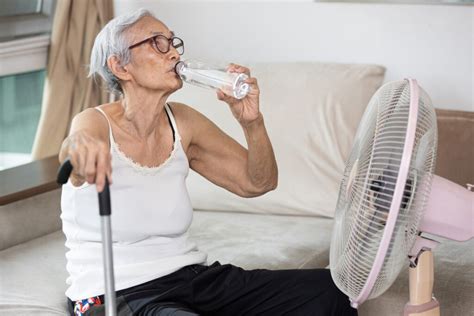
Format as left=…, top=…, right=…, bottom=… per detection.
left=323, top=271, right=358, bottom=315
left=304, top=269, right=357, bottom=315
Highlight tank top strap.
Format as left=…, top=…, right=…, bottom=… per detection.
left=94, top=107, right=115, bottom=146
left=165, top=103, right=181, bottom=141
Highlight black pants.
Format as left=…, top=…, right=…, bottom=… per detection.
left=67, top=261, right=357, bottom=316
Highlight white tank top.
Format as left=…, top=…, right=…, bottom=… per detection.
left=60, top=104, right=207, bottom=301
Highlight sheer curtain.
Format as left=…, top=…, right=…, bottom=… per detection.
left=32, top=0, right=113, bottom=159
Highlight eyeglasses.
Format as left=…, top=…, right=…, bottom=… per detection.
left=128, top=34, right=184, bottom=55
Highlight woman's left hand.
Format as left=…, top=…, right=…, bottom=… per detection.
left=216, top=63, right=261, bottom=127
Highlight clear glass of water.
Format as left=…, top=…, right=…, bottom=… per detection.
left=174, top=59, right=250, bottom=99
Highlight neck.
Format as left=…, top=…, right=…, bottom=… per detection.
left=119, top=88, right=170, bottom=139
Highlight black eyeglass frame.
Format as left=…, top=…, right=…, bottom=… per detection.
left=128, top=34, right=184, bottom=55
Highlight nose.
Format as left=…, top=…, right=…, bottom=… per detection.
left=168, top=45, right=180, bottom=60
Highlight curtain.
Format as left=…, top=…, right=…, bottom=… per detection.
left=31, top=0, right=114, bottom=159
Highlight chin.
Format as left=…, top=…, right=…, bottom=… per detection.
left=174, top=78, right=184, bottom=90
left=166, top=82, right=183, bottom=95
left=161, top=73, right=183, bottom=93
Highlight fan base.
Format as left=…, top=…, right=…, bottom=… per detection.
left=404, top=250, right=440, bottom=316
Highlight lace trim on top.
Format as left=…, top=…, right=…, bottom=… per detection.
left=95, top=104, right=181, bottom=175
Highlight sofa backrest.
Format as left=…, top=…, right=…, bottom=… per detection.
left=1, top=64, right=471, bottom=251
left=171, top=62, right=386, bottom=217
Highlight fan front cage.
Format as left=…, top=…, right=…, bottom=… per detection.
left=330, top=80, right=437, bottom=303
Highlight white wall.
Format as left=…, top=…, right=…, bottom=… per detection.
left=115, top=0, right=473, bottom=111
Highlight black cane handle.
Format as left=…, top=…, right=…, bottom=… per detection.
left=99, top=178, right=111, bottom=216
left=57, top=158, right=73, bottom=185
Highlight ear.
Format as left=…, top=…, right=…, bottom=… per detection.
left=107, top=55, right=131, bottom=82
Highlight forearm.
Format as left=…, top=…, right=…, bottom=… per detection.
left=242, top=114, right=278, bottom=193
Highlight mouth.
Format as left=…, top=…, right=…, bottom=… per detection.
left=169, top=68, right=180, bottom=78
left=169, top=61, right=181, bottom=73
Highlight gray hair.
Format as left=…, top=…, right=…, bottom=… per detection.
left=88, top=9, right=156, bottom=95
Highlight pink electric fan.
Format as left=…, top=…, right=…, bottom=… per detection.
left=330, top=79, right=473, bottom=315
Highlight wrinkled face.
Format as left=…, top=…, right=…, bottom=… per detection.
left=122, top=16, right=183, bottom=93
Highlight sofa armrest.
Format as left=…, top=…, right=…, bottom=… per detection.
left=0, top=189, right=62, bottom=251
left=435, top=109, right=474, bottom=187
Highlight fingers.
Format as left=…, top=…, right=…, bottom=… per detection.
left=69, top=141, right=86, bottom=184
left=84, top=147, right=97, bottom=185
left=217, top=89, right=232, bottom=102
left=106, top=152, right=113, bottom=186
left=69, top=153, right=85, bottom=186
left=227, top=63, right=259, bottom=94
left=77, top=144, right=87, bottom=177
left=95, top=144, right=111, bottom=193
left=244, top=77, right=260, bottom=95
left=66, top=132, right=112, bottom=191
left=216, top=77, right=259, bottom=104
left=227, top=63, right=251, bottom=77
left=216, top=89, right=225, bottom=100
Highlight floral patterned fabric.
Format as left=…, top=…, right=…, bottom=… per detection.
left=73, top=296, right=102, bottom=315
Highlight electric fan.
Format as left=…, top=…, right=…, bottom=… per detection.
left=330, top=78, right=473, bottom=315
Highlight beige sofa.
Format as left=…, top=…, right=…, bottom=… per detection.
left=0, top=62, right=472, bottom=315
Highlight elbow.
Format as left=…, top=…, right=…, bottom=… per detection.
left=268, top=167, right=279, bottom=191
left=267, top=173, right=278, bottom=192
left=240, top=173, right=278, bottom=198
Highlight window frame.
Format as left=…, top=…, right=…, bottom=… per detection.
left=0, top=0, right=55, bottom=77
left=0, top=0, right=56, bottom=41
left=0, top=35, right=50, bottom=77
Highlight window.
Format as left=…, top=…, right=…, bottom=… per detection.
left=0, top=70, right=46, bottom=170
left=0, top=0, right=55, bottom=170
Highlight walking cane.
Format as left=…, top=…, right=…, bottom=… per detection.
left=57, top=158, right=117, bottom=316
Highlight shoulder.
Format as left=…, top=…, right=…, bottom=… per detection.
left=167, top=102, right=195, bottom=148
left=167, top=101, right=214, bottom=129
left=73, top=108, right=107, bottom=127
left=167, top=101, right=203, bottom=121
left=74, top=102, right=124, bottom=126
left=167, top=101, right=216, bottom=151
left=69, top=105, right=111, bottom=140
left=167, top=101, right=212, bottom=135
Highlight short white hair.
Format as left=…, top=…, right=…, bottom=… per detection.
left=88, top=8, right=156, bottom=95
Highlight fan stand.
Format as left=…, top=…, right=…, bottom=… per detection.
left=404, top=241, right=440, bottom=316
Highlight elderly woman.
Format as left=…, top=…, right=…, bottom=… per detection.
left=59, top=9, right=356, bottom=316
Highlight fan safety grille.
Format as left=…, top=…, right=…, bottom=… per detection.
left=330, top=80, right=437, bottom=303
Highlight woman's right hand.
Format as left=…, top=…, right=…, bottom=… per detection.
left=62, top=131, right=112, bottom=192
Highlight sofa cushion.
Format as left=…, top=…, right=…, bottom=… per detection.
left=1, top=209, right=472, bottom=315
left=171, top=62, right=386, bottom=217
left=189, top=210, right=334, bottom=270
left=0, top=210, right=333, bottom=315
left=0, top=230, right=68, bottom=315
